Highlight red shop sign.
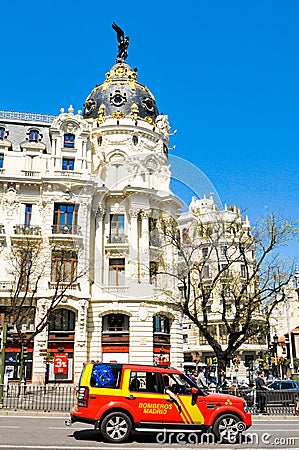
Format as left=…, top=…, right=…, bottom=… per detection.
left=53, top=354, right=68, bottom=374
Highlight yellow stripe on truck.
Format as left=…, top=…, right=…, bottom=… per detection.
left=179, top=397, right=205, bottom=424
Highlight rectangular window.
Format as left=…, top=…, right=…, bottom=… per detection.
left=223, top=286, right=230, bottom=297
left=221, top=245, right=227, bottom=255
left=202, top=247, right=209, bottom=258
left=202, top=265, right=210, bottom=279
left=0, top=154, right=4, bottom=168
left=241, top=264, right=246, bottom=278
left=64, top=134, right=75, bottom=148
left=129, top=371, right=161, bottom=393
left=62, top=158, right=74, bottom=171
left=21, top=314, right=35, bottom=332
left=21, top=253, right=32, bottom=288
left=110, top=214, right=125, bottom=242
left=219, top=324, right=228, bottom=344
left=51, top=251, right=78, bottom=282
left=109, top=258, right=125, bottom=286
left=24, top=204, right=32, bottom=226
left=90, top=364, right=122, bottom=388
left=150, top=261, right=158, bottom=285
left=53, top=203, right=78, bottom=233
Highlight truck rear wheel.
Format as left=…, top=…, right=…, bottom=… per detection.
left=100, top=412, right=132, bottom=443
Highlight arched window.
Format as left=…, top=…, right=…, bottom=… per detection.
left=132, top=135, right=138, bottom=146
left=49, top=309, right=75, bottom=331
left=102, top=314, right=129, bottom=332
left=153, top=315, right=170, bottom=334
left=0, top=127, right=5, bottom=139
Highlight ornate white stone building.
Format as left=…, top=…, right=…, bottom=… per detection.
left=0, top=55, right=183, bottom=383
left=177, top=195, right=268, bottom=380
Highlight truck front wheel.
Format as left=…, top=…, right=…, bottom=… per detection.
left=212, top=414, right=245, bottom=443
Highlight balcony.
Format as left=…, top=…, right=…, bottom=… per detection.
left=49, top=224, right=83, bottom=248
left=11, top=225, right=42, bottom=244
left=48, top=282, right=81, bottom=291
left=52, top=224, right=81, bottom=235
left=105, top=234, right=128, bottom=254
left=149, top=235, right=161, bottom=247
left=108, top=234, right=126, bottom=244
left=101, top=286, right=129, bottom=295
left=14, top=225, right=41, bottom=235
left=0, top=281, right=13, bottom=291
left=54, top=170, right=84, bottom=179
left=21, top=170, right=40, bottom=178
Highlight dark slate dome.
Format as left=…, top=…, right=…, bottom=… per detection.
left=83, top=63, right=159, bottom=121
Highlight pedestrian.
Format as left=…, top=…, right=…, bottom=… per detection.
left=197, top=367, right=209, bottom=391
left=255, top=370, right=270, bottom=414
left=217, top=370, right=228, bottom=393
left=189, top=370, right=197, bottom=384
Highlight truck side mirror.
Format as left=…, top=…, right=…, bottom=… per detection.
left=191, top=386, right=199, bottom=405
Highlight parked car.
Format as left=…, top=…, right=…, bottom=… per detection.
left=268, top=380, right=299, bottom=391
left=67, top=362, right=252, bottom=443
left=239, top=380, right=299, bottom=408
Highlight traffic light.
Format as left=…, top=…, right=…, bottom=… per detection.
left=39, top=348, right=53, bottom=363
left=23, top=346, right=28, bottom=360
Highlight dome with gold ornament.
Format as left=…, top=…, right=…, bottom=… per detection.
left=83, top=62, right=159, bottom=123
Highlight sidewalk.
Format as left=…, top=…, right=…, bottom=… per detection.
left=0, top=410, right=298, bottom=420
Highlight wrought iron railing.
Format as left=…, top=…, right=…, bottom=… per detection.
left=224, top=387, right=299, bottom=416
left=0, top=110, right=56, bottom=123
left=0, top=384, right=298, bottom=415
left=14, top=225, right=41, bottom=235
left=51, top=224, right=81, bottom=235
left=107, top=234, right=127, bottom=244
left=1, top=384, right=75, bottom=411
left=149, top=235, right=161, bottom=247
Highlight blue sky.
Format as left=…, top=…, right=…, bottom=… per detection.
left=1, top=1, right=298, bottom=258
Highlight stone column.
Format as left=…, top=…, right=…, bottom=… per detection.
left=170, top=312, right=184, bottom=370
left=74, top=299, right=89, bottom=382
left=140, top=209, right=150, bottom=284
left=129, top=303, right=154, bottom=365
left=128, top=208, right=140, bottom=284
left=94, top=207, right=105, bottom=286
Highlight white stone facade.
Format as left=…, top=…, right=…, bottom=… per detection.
left=177, top=196, right=268, bottom=378
left=0, top=63, right=183, bottom=384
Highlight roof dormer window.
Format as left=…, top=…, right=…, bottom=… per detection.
left=29, top=129, right=40, bottom=142
left=0, top=127, right=5, bottom=140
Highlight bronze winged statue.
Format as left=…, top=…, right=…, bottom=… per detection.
left=112, top=22, right=130, bottom=62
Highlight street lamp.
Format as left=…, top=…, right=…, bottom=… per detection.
left=286, top=297, right=295, bottom=375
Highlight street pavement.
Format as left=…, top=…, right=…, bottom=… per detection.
left=0, top=413, right=299, bottom=449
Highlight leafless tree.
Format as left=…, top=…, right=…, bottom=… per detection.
left=152, top=208, right=297, bottom=376
left=1, top=238, right=88, bottom=382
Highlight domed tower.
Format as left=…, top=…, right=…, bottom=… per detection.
left=87, top=24, right=183, bottom=369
